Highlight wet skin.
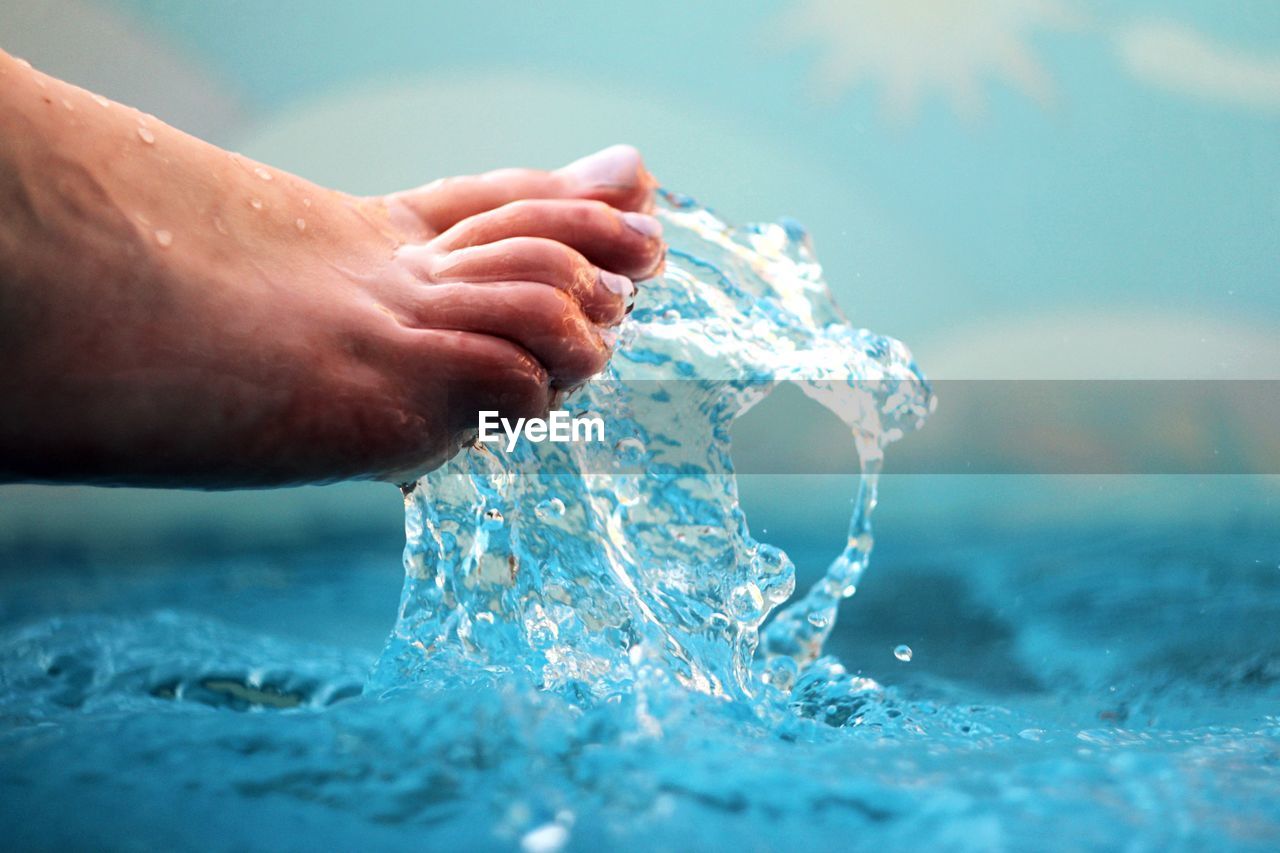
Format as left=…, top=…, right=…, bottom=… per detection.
left=0, top=50, right=665, bottom=487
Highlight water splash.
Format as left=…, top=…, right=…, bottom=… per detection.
left=371, top=192, right=933, bottom=717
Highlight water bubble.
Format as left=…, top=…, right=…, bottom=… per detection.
left=754, top=544, right=790, bottom=577
left=137, top=126, right=155, bottom=145
left=663, top=309, right=681, bottom=322
left=806, top=611, right=829, bottom=628
left=707, top=612, right=731, bottom=630
left=254, top=166, right=273, bottom=181
left=153, top=229, right=173, bottom=248
left=482, top=508, right=504, bottom=529
left=295, top=218, right=307, bottom=232
left=534, top=498, right=565, bottom=520
left=249, top=198, right=263, bottom=211
left=764, top=656, right=798, bottom=692
left=1018, top=728, right=1046, bottom=742
left=614, top=437, right=647, bottom=467
left=91, top=94, right=110, bottom=108
left=893, top=644, right=913, bottom=662
left=728, top=583, right=764, bottom=620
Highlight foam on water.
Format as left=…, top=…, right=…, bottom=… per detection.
left=371, top=192, right=932, bottom=718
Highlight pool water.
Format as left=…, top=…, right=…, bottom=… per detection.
left=3, top=521, right=1278, bottom=850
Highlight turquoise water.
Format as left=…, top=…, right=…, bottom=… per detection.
left=2, top=199, right=1279, bottom=851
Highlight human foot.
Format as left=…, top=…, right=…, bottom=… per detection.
left=0, top=51, right=664, bottom=487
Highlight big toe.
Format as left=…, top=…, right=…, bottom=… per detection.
left=557, top=144, right=656, bottom=213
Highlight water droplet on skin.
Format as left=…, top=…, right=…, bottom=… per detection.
left=534, top=498, right=565, bottom=520
left=482, top=508, right=504, bottom=529
left=302, top=197, right=312, bottom=208
left=15, top=58, right=32, bottom=70
left=213, top=217, right=228, bottom=236
left=893, top=644, right=913, bottom=662
left=254, top=167, right=272, bottom=181
left=295, top=218, right=307, bottom=232
left=137, top=126, right=155, bottom=145
left=250, top=198, right=263, bottom=210
left=92, top=94, right=109, bottom=108
left=154, top=229, right=173, bottom=248
left=61, top=99, right=74, bottom=111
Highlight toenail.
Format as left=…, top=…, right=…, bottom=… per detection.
left=561, top=144, right=639, bottom=188
left=599, top=270, right=635, bottom=298
left=622, top=212, right=663, bottom=240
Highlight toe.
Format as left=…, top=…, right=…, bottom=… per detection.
left=385, top=144, right=656, bottom=235
left=430, top=199, right=665, bottom=281
left=428, top=237, right=634, bottom=326
left=406, top=329, right=553, bottom=435
left=401, top=283, right=611, bottom=387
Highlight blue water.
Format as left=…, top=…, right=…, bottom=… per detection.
left=2, top=199, right=1279, bottom=851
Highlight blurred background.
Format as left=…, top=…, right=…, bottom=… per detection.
left=2, top=1, right=1277, bottom=673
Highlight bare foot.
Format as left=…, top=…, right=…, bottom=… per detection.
left=0, top=51, right=664, bottom=487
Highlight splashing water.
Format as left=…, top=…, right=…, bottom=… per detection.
left=371, top=192, right=933, bottom=718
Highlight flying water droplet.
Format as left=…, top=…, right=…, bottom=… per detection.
left=153, top=229, right=173, bottom=248
left=893, top=644, right=913, bottom=662
left=137, top=126, right=155, bottom=145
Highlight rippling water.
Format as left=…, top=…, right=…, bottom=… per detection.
left=2, top=197, right=1278, bottom=851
